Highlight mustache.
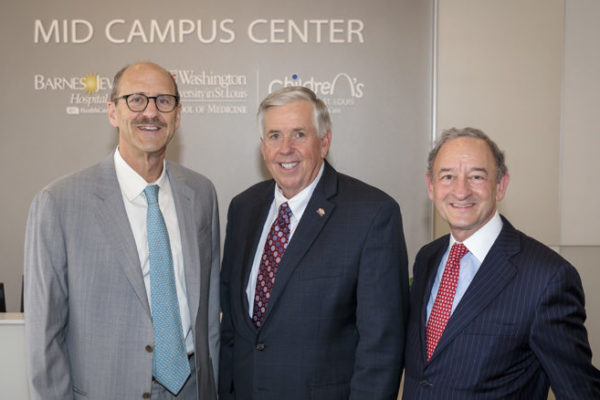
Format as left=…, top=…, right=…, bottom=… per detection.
left=132, top=116, right=167, bottom=128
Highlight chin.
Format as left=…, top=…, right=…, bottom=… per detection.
left=447, top=217, right=477, bottom=230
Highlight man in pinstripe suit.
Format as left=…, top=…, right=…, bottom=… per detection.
left=403, top=127, right=600, bottom=399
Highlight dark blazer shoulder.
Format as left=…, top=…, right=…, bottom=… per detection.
left=334, top=171, right=397, bottom=203
left=499, top=216, right=577, bottom=277
left=230, top=179, right=274, bottom=209
left=417, top=234, right=449, bottom=255
left=233, top=179, right=274, bottom=200
left=415, top=234, right=448, bottom=265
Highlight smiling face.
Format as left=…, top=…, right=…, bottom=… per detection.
left=427, top=136, right=509, bottom=242
left=260, top=100, right=331, bottom=199
left=108, top=63, right=180, bottom=166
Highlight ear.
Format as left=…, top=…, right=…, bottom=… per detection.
left=320, top=130, right=332, bottom=158
left=260, top=137, right=266, bottom=160
left=495, top=172, right=510, bottom=201
left=426, top=172, right=434, bottom=201
left=107, top=101, right=119, bottom=128
left=174, top=102, right=182, bottom=130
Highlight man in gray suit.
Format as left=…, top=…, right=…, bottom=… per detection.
left=24, top=62, right=219, bottom=400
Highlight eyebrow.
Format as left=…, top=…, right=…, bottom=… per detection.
left=436, top=167, right=489, bottom=175
left=470, top=167, right=488, bottom=175
left=266, top=127, right=306, bottom=134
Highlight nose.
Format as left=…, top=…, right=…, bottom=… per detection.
left=142, top=98, right=160, bottom=116
left=453, top=176, right=471, bottom=199
left=278, top=135, right=294, bottom=154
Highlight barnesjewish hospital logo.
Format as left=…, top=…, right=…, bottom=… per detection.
left=34, top=72, right=111, bottom=115
left=34, top=72, right=110, bottom=92
left=268, top=73, right=364, bottom=114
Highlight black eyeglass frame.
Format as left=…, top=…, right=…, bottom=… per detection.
left=114, top=93, right=180, bottom=113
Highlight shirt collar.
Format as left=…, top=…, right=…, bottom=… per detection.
left=273, top=162, right=325, bottom=218
left=114, top=147, right=168, bottom=202
left=450, top=211, right=503, bottom=262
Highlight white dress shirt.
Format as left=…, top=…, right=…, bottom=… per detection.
left=426, top=211, right=503, bottom=322
left=246, top=163, right=325, bottom=316
left=114, top=148, right=194, bottom=354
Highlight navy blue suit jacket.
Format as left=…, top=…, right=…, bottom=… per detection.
left=403, top=216, right=600, bottom=399
left=219, top=162, right=409, bottom=400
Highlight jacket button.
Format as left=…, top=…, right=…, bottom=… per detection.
left=420, top=379, right=432, bottom=387
left=145, top=345, right=153, bottom=353
left=256, top=343, right=265, bottom=351
left=142, top=392, right=151, bottom=399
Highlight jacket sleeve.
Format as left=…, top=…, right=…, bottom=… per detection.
left=350, top=199, right=410, bottom=400
left=529, top=261, right=600, bottom=399
left=24, top=189, right=74, bottom=400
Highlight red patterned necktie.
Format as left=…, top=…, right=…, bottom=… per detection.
left=252, top=202, right=293, bottom=327
left=425, top=243, right=469, bottom=361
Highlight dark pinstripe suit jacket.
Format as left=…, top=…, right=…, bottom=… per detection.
left=403, top=216, right=600, bottom=399
left=219, top=161, right=409, bottom=400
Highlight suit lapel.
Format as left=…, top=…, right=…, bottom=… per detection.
left=428, top=218, right=520, bottom=363
left=242, top=187, right=275, bottom=290
left=167, top=163, right=200, bottom=326
left=240, top=185, right=274, bottom=331
left=261, top=162, right=337, bottom=326
left=93, top=156, right=151, bottom=317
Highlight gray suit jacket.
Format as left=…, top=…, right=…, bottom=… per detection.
left=24, top=155, right=220, bottom=400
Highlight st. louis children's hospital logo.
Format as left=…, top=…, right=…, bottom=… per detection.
left=268, top=73, right=364, bottom=113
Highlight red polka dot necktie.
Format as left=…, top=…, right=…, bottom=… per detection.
left=425, top=243, right=469, bottom=361
left=252, top=202, right=293, bottom=328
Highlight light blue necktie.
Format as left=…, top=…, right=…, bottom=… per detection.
left=144, top=185, right=190, bottom=395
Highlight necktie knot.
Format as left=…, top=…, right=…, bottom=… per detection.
left=144, top=185, right=160, bottom=205
left=449, top=243, right=468, bottom=262
left=278, top=202, right=292, bottom=222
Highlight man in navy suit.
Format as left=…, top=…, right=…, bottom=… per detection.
left=219, top=86, right=409, bottom=400
left=403, top=127, right=600, bottom=399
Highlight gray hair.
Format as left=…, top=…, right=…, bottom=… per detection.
left=110, top=62, right=179, bottom=102
left=257, top=86, right=331, bottom=138
left=427, top=127, right=508, bottom=182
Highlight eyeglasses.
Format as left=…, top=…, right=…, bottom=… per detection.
left=114, top=93, right=179, bottom=113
